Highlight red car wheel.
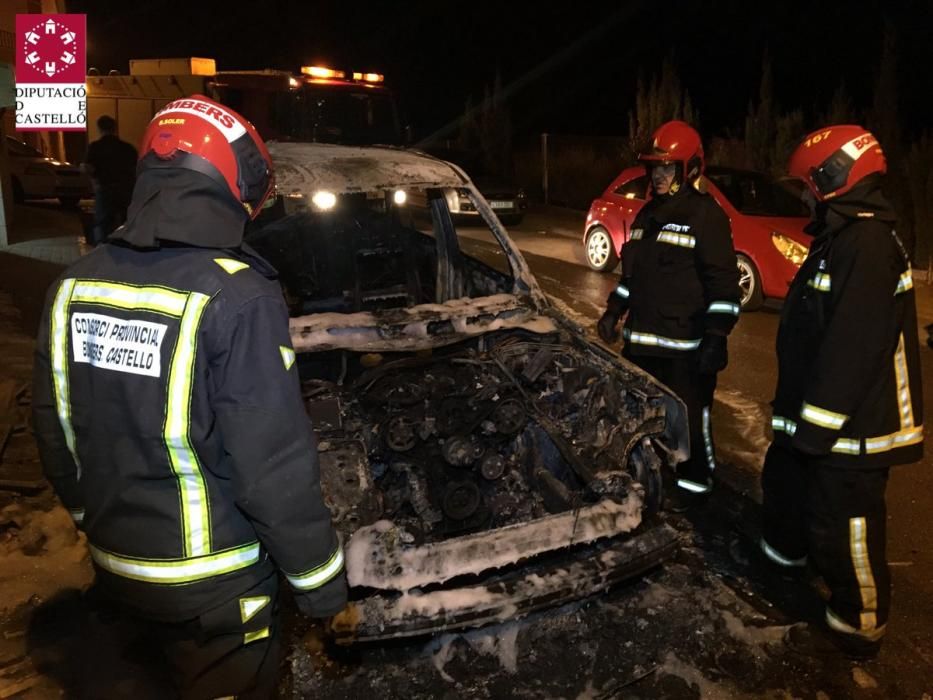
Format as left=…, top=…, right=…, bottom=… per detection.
left=585, top=226, right=619, bottom=272
left=737, top=254, right=764, bottom=311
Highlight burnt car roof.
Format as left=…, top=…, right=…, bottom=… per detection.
left=267, top=142, right=471, bottom=195
left=257, top=142, right=549, bottom=337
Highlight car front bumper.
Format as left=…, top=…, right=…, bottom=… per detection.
left=329, top=522, right=679, bottom=643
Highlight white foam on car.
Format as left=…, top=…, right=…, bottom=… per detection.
left=345, top=494, right=644, bottom=591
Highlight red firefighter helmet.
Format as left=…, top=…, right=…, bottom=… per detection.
left=137, top=95, right=274, bottom=220
left=787, top=125, right=886, bottom=201
left=638, top=120, right=705, bottom=182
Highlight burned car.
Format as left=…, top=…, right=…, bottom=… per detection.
left=247, top=143, right=688, bottom=643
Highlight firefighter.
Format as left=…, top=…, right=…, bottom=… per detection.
left=597, top=120, right=740, bottom=509
left=32, top=95, right=347, bottom=697
left=760, top=126, right=923, bottom=659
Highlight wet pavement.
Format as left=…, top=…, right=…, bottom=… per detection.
left=1, top=203, right=932, bottom=697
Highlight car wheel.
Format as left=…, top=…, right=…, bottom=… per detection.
left=585, top=226, right=619, bottom=272
left=737, top=254, right=764, bottom=311
left=11, top=177, right=25, bottom=204
left=59, top=196, right=80, bottom=209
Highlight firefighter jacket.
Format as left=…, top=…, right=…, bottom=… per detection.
left=605, top=184, right=741, bottom=357
left=770, top=182, right=923, bottom=469
left=33, top=173, right=347, bottom=621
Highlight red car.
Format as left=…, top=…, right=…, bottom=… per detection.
left=583, top=166, right=812, bottom=310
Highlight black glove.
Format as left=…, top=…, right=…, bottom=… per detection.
left=697, top=333, right=728, bottom=375
left=597, top=310, right=621, bottom=344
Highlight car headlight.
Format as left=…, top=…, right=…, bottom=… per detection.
left=771, top=232, right=809, bottom=266
left=311, top=190, right=337, bottom=211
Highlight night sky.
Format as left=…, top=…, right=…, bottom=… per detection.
left=69, top=0, right=932, bottom=143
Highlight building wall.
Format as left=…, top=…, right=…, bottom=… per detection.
left=0, top=0, right=68, bottom=243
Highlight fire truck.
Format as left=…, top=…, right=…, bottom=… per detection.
left=81, top=57, right=404, bottom=156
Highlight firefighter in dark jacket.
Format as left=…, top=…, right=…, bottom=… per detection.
left=597, top=121, right=740, bottom=507
left=760, top=126, right=923, bottom=659
left=32, top=95, right=347, bottom=698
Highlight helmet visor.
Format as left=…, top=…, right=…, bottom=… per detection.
left=810, top=150, right=854, bottom=197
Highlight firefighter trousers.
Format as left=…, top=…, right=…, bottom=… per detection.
left=143, top=572, right=283, bottom=699
left=625, top=352, right=718, bottom=492
left=761, top=443, right=890, bottom=643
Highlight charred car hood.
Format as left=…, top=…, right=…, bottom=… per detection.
left=290, top=294, right=557, bottom=353
left=302, top=332, right=684, bottom=642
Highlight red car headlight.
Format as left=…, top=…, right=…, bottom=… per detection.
left=771, top=232, right=809, bottom=267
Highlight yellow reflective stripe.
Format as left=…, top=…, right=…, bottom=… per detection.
left=279, top=345, right=296, bottom=371
left=623, top=328, right=702, bottom=351
left=701, top=406, right=715, bottom=471
left=832, top=438, right=861, bottom=455
left=240, top=596, right=270, bottom=624
left=244, top=627, right=271, bottom=645
left=630, top=228, right=643, bottom=240
left=676, top=479, right=711, bottom=493
left=71, top=281, right=188, bottom=317
left=69, top=508, right=85, bottom=524
left=774, top=415, right=861, bottom=454
left=614, top=284, right=630, bottom=299
left=775, top=416, right=922, bottom=455
left=164, top=293, right=212, bottom=557
left=849, top=517, right=878, bottom=631
left=864, top=426, right=924, bottom=454
left=214, top=258, right=250, bottom=275
left=707, top=301, right=740, bottom=316
left=800, top=401, right=848, bottom=430
left=285, top=547, right=345, bottom=590
left=895, top=270, right=913, bottom=295
left=656, top=231, right=696, bottom=248
left=760, top=538, right=807, bottom=567
left=826, top=608, right=886, bottom=642
left=807, top=272, right=832, bottom=292
left=50, top=278, right=81, bottom=479
left=893, top=333, right=914, bottom=430
left=88, top=541, right=261, bottom=584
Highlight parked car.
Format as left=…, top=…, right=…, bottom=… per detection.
left=246, top=142, right=687, bottom=643
left=413, top=147, right=527, bottom=225
left=4, top=136, right=93, bottom=208
left=583, top=165, right=812, bottom=310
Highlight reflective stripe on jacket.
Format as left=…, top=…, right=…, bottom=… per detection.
left=771, top=219, right=923, bottom=468
left=33, top=243, right=346, bottom=619
left=606, top=187, right=741, bottom=358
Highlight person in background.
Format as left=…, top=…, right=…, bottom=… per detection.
left=83, top=114, right=137, bottom=244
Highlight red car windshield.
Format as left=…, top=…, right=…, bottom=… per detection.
left=707, top=170, right=809, bottom=218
